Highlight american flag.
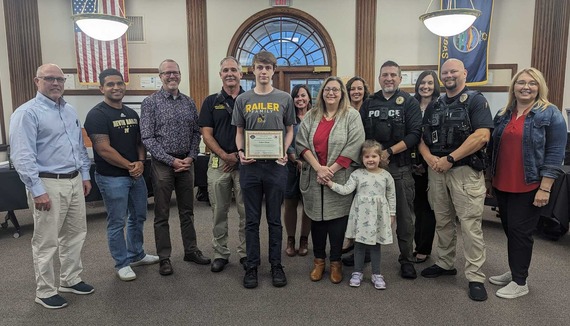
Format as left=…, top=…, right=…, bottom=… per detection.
left=72, top=0, right=129, bottom=84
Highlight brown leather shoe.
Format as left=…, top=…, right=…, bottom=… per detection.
left=330, top=261, right=343, bottom=284
left=298, top=236, right=309, bottom=256
left=285, top=236, right=296, bottom=257
left=310, top=258, right=325, bottom=281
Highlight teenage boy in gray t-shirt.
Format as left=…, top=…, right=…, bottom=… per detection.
left=231, top=51, right=294, bottom=289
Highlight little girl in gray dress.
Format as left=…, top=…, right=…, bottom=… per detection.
left=326, top=140, right=396, bottom=289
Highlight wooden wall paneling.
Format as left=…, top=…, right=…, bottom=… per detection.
left=531, top=0, right=570, bottom=109
left=3, top=0, right=42, bottom=110
left=187, top=0, right=209, bottom=109
left=355, top=0, right=377, bottom=88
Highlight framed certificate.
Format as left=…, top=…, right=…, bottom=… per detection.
left=244, top=130, right=284, bottom=159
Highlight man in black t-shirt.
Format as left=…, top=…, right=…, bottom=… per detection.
left=84, top=68, right=159, bottom=282
left=198, top=56, right=246, bottom=273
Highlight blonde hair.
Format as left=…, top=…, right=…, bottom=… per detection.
left=361, top=139, right=388, bottom=169
left=498, top=67, right=553, bottom=116
left=308, top=76, right=349, bottom=120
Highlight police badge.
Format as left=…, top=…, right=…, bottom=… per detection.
left=459, top=93, right=468, bottom=103
left=396, top=96, right=404, bottom=105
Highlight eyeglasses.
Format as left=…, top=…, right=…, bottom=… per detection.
left=515, top=80, right=538, bottom=87
left=38, top=76, right=66, bottom=84
left=324, top=87, right=341, bottom=94
left=160, top=71, right=180, bottom=77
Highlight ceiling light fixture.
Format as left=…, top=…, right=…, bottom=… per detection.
left=419, top=0, right=481, bottom=37
left=72, top=0, right=130, bottom=41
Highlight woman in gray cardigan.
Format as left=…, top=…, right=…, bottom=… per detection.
left=296, top=76, right=365, bottom=284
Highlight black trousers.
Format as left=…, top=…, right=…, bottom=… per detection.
left=311, top=216, right=348, bottom=261
left=151, top=158, right=198, bottom=260
left=413, top=171, right=436, bottom=255
left=494, top=188, right=541, bottom=285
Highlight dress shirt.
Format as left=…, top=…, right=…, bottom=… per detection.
left=140, top=88, right=201, bottom=166
left=9, top=92, right=91, bottom=197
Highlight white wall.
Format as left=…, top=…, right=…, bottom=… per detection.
left=0, top=0, right=557, bottom=140
left=205, top=0, right=356, bottom=93
left=35, top=0, right=189, bottom=125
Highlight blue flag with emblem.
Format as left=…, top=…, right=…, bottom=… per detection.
left=438, top=0, right=494, bottom=86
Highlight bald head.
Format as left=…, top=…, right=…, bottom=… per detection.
left=440, top=59, right=467, bottom=96
left=34, top=63, right=65, bottom=102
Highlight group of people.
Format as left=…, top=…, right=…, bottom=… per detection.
left=8, top=50, right=566, bottom=309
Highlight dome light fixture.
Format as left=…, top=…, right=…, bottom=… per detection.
left=419, top=0, right=481, bottom=37
left=72, top=0, right=130, bottom=41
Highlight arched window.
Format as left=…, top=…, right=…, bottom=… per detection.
left=229, top=8, right=336, bottom=96
left=235, top=16, right=329, bottom=67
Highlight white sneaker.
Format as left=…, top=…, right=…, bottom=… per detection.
left=371, top=274, right=386, bottom=290
left=130, top=254, right=160, bottom=267
left=496, top=281, right=529, bottom=299
left=117, top=266, right=137, bottom=281
left=349, top=272, right=363, bottom=287
left=489, top=271, right=512, bottom=286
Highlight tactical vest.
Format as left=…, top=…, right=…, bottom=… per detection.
left=423, top=90, right=487, bottom=170
left=363, top=95, right=407, bottom=145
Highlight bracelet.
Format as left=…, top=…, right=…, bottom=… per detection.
left=539, top=187, right=551, bottom=193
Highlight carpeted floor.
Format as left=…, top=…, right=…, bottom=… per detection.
left=1, top=197, right=569, bottom=326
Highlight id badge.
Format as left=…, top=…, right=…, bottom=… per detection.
left=211, top=156, right=219, bottom=169
left=431, top=130, right=439, bottom=144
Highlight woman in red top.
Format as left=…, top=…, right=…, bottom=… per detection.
left=489, top=68, right=567, bottom=299
left=296, top=77, right=365, bottom=284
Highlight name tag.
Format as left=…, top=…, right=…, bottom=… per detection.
left=214, top=105, right=225, bottom=110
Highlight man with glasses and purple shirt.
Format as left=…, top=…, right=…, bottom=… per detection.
left=84, top=68, right=159, bottom=282
left=141, top=59, right=210, bottom=276
left=10, top=63, right=94, bottom=309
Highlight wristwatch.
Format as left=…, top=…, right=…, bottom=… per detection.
left=386, top=147, right=394, bottom=157
left=446, top=155, right=455, bottom=164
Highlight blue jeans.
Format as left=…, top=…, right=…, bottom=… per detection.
left=95, top=173, right=148, bottom=269
left=240, top=161, right=287, bottom=267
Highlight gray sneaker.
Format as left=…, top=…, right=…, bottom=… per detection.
left=489, top=271, right=512, bottom=286
left=349, top=272, right=363, bottom=287
left=130, top=254, right=160, bottom=267
left=496, top=281, right=529, bottom=299
left=371, top=274, right=386, bottom=290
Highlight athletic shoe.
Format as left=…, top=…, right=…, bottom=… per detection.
left=349, top=272, right=363, bottom=287
left=489, top=271, right=512, bottom=286
left=496, top=281, right=529, bottom=299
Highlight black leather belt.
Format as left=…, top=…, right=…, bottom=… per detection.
left=169, top=153, right=189, bottom=159
left=38, top=171, right=79, bottom=179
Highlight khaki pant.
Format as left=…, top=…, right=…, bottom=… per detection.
left=28, top=175, right=87, bottom=298
left=427, top=165, right=486, bottom=282
left=207, top=155, right=246, bottom=260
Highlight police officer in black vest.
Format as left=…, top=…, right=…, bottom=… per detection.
left=418, top=58, right=492, bottom=301
left=360, top=60, right=422, bottom=279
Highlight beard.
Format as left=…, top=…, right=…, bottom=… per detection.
left=444, top=79, right=457, bottom=91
